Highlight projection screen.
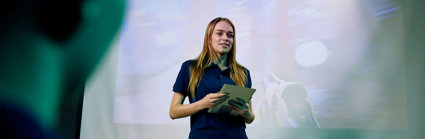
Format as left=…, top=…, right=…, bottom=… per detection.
left=81, top=0, right=412, bottom=138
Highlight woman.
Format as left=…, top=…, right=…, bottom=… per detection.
left=169, top=17, right=255, bottom=139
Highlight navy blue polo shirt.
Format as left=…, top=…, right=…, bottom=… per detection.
left=173, top=60, right=252, bottom=139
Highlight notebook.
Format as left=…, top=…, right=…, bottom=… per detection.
left=207, top=84, right=256, bottom=116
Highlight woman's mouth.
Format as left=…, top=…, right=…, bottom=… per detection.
left=219, top=43, right=229, bottom=47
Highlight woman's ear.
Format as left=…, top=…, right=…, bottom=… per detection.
left=36, top=0, right=83, bottom=42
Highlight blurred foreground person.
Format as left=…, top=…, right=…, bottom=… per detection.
left=0, top=0, right=125, bottom=138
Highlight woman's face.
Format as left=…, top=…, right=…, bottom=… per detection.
left=211, top=20, right=234, bottom=57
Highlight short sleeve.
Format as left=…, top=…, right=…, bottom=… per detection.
left=172, top=60, right=193, bottom=96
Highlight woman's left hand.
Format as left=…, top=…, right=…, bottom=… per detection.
left=228, top=97, right=251, bottom=118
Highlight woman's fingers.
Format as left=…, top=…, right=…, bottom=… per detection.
left=228, top=100, right=248, bottom=110
left=209, top=92, right=228, bottom=101
left=203, top=92, right=229, bottom=108
left=206, top=92, right=226, bottom=99
left=213, top=95, right=230, bottom=106
left=216, top=92, right=229, bottom=99
left=236, top=97, right=246, bottom=104
left=228, top=98, right=251, bottom=116
left=229, top=103, right=247, bottom=114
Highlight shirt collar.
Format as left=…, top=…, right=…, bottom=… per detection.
left=209, top=63, right=231, bottom=72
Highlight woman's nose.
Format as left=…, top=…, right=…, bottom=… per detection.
left=222, top=36, right=229, bottom=41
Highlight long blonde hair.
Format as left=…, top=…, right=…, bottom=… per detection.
left=188, top=17, right=247, bottom=99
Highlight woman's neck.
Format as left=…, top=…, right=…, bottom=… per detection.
left=215, top=53, right=228, bottom=70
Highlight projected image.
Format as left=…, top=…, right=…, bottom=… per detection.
left=113, top=0, right=407, bottom=129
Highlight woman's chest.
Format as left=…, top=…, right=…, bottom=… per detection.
left=196, top=69, right=235, bottom=100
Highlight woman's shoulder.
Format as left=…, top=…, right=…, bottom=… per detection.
left=180, top=59, right=197, bottom=70
left=243, top=67, right=250, bottom=75
left=182, top=59, right=195, bottom=64
left=182, top=59, right=195, bottom=67
left=236, top=63, right=250, bottom=72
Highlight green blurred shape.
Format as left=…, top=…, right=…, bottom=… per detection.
left=0, top=0, right=125, bottom=138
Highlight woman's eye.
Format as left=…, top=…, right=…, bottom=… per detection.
left=217, top=33, right=223, bottom=36
left=228, top=34, right=234, bottom=38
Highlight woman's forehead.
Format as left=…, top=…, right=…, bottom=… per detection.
left=214, top=21, right=233, bottom=33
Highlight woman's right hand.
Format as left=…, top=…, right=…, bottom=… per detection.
left=198, top=92, right=229, bottom=109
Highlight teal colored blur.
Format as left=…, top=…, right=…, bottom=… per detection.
left=404, top=0, right=425, bottom=139
left=0, top=0, right=125, bottom=138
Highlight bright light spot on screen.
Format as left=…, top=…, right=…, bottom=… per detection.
left=295, top=41, right=328, bottom=67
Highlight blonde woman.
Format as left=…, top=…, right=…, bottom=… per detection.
left=169, top=17, right=255, bottom=139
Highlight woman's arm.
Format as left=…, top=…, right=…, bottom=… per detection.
left=169, top=92, right=226, bottom=119
left=242, top=100, right=255, bottom=124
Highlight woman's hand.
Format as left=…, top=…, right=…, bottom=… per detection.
left=199, top=92, right=228, bottom=109
left=229, top=97, right=255, bottom=124
left=229, top=98, right=250, bottom=117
